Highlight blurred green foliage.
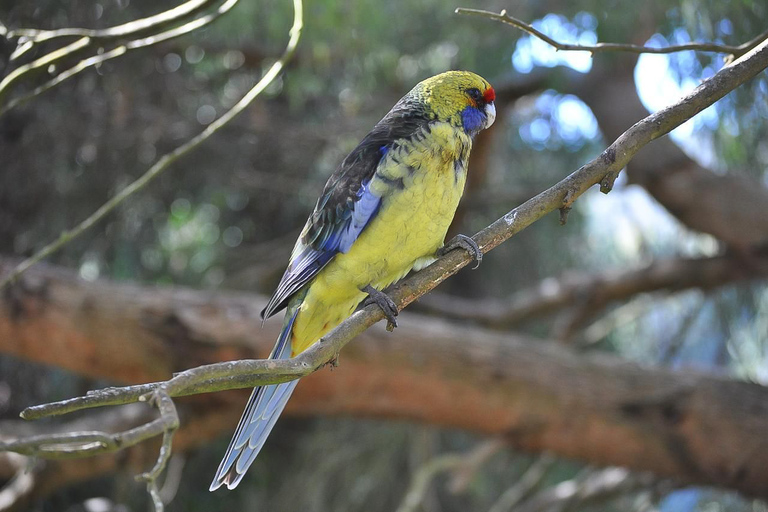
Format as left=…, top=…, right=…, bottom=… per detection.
left=1, top=0, right=767, bottom=511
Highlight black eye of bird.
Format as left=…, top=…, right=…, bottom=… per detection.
left=466, top=88, right=482, bottom=102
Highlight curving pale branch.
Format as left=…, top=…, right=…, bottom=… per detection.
left=5, top=18, right=768, bottom=454
left=456, top=7, right=768, bottom=58
left=0, top=0, right=223, bottom=105
left=0, top=0, right=303, bottom=291
left=0, top=0, right=240, bottom=117
left=7, top=0, right=212, bottom=43
left=395, top=440, right=505, bottom=512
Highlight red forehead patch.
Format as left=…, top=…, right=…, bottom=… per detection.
left=483, top=87, right=496, bottom=102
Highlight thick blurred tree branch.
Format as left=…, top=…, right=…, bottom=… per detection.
left=418, top=252, right=768, bottom=329
left=2, top=259, right=768, bottom=500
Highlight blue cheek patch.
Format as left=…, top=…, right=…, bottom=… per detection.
left=379, top=145, right=389, bottom=156
left=461, top=106, right=485, bottom=133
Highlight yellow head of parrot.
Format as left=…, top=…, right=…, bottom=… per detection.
left=411, top=70, right=496, bottom=134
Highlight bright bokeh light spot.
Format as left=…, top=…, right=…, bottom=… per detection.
left=581, top=172, right=720, bottom=269
left=512, top=13, right=596, bottom=74
left=528, top=118, right=551, bottom=143
left=634, top=34, right=720, bottom=166
left=554, top=95, right=599, bottom=142
left=518, top=91, right=600, bottom=149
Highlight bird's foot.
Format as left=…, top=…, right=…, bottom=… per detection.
left=437, top=234, right=482, bottom=269
left=362, top=285, right=398, bottom=331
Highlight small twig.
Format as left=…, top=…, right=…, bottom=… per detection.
left=658, top=297, right=707, bottom=363
left=456, top=8, right=768, bottom=58
left=0, top=37, right=91, bottom=100
left=0, top=452, right=37, bottom=512
left=397, top=440, right=504, bottom=512
left=487, top=454, right=555, bottom=512
left=0, top=0, right=303, bottom=291
left=2, top=390, right=179, bottom=462
left=600, top=170, right=620, bottom=194
left=396, top=454, right=465, bottom=512
left=558, top=189, right=575, bottom=225
left=158, top=455, right=186, bottom=504
left=136, top=389, right=179, bottom=512
left=448, top=439, right=506, bottom=492
left=581, top=297, right=653, bottom=346
left=1, top=389, right=179, bottom=512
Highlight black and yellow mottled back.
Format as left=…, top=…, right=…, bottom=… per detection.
left=303, top=94, right=431, bottom=250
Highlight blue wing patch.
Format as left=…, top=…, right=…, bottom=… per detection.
left=338, top=180, right=380, bottom=252
left=260, top=178, right=381, bottom=320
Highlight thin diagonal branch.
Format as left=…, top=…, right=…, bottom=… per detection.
left=0, top=0, right=303, bottom=291
left=487, top=455, right=555, bottom=512
left=456, top=8, right=768, bottom=58
left=396, top=440, right=504, bottom=512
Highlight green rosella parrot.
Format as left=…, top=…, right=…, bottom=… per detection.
left=210, top=70, right=496, bottom=491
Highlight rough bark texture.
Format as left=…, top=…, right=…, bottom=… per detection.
left=1, top=259, right=768, bottom=499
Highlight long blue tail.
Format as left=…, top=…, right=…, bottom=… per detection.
left=209, top=308, right=300, bottom=491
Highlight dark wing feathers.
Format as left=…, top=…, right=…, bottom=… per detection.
left=260, top=97, right=431, bottom=320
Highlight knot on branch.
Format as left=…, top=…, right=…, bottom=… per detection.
left=559, top=189, right=577, bottom=225
left=600, top=170, right=620, bottom=194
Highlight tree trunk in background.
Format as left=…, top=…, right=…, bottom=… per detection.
left=574, top=56, right=768, bottom=250
left=2, top=259, right=768, bottom=500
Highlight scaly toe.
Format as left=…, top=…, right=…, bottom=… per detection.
left=439, top=234, right=483, bottom=269
left=362, top=285, right=399, bottom=329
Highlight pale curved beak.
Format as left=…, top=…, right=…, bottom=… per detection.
left=484, top=101, right=496, bottom=129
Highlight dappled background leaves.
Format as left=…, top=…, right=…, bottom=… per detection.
left=1, top=0, right=767, bottom=510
